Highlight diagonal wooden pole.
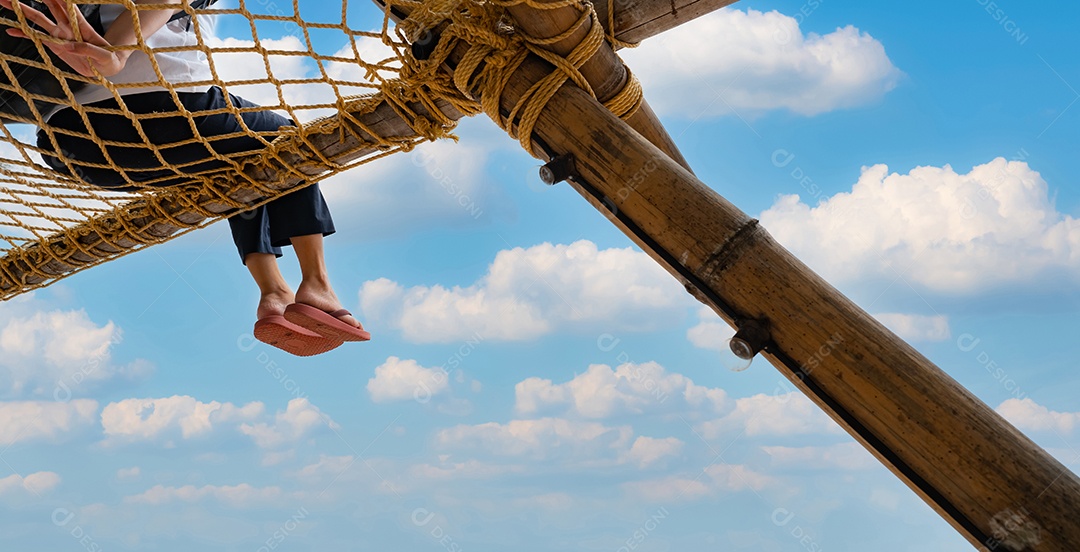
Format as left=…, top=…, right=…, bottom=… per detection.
left=413, top=2, right=1079, bottom=550
left=529, top=83, right=1080, bottom=552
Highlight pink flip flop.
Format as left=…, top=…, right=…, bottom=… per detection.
left=283, top=303, right=372, bottom=342
left=254, top=315, right=344, bottom=357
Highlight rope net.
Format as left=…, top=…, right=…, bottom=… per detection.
left=0, top=0, right=640, bottom=299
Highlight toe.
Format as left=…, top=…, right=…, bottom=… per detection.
left=338, top=312, right=362, bottom=329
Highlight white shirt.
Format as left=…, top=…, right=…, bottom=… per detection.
left=47, top=6, right=214, bottom=118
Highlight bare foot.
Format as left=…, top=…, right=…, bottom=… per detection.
left=257, top=288, right=295, bottom=320
left=294, top=278, right=362, bottom=328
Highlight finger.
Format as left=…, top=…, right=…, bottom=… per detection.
left=42, top=43, right=95, bottom=76
left=50, top=0, right=95, bottom=41
left=64, top=42, right=115, bottom=64
left=40, top=0, right=70, bottom=33
left=6, top=1, right=57, bottom=32
left=74, top=8, right=107, bottom=44
left=7, top=24, right=52, bottom=44
left=0, top=0, right=47, bottom=34
left=19, top=26, right=74, bottom=46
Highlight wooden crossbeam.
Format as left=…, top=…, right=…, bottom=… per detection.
left=594, top=0, right=742, bottom=46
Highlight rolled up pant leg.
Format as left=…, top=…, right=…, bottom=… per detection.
left=228, top=182, right=336, bottom=262
left=196, top=88, right=336, bottom=263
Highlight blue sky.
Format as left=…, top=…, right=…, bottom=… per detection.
left=1, top=0, right=1078, bottom=550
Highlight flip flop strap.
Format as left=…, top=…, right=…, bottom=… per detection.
left=328, top=309, right=351, bottom=318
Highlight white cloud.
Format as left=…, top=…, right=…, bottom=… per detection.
left=289, top=455, right=408, bottom=497
left=260, top=450, right=295, bottom=467
left=997, top=398, right=1079, bottom=434
left=116, top=467, right=141, bottom=480
left=100, top=395, right=263, bottom=444
left=434, top=418, right=687, bottom=472
left=435, top=417, right=684, bottom=472
left=312, top=460, right=588, bottom=504
left=407, top=460, right=528, bottom=481
left=125, top=483, right=284, bottom=508
left=760, top=159, right=1080, bottom=293
left=435, top=418, right=634, bottom=462
left=507, top=492, right=578, bottom=512
left=313, top=120, right=511, bottom=241
left=0, top=400, right=98, bottom=445
left=239, top=398, right=339, bottom=448
left=622, top=8, right=901, bottom=117
left=515, top=361, right=727, bottom=418
left=0, top=310, right=111, bottom=363
left=0, top=306, right=151, bottom=398
left=623, top=464, right=774, bottom=501
left=762, top=442, right=876, bottom=470
left=622, top=436, right=684, bottom=468
left=204, top=37, right=394, bottom=122
left=205, top=36, right=314, bottom=112
left=366, top=357, right=450, bottom=403
left=686, top=307, right=734, bottom=353
left=294, top=454, right=355, bottom=481
left=360, top=240, right=689, bottom=343
left=0, top=471, right=61, bottom=496
left=699, top=392, right=843, bottom=438
left=871, top=313, right=951, bottom=342
left=99, top=396, right=334, bottom=450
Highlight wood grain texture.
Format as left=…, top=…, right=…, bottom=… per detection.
left=523, top=83, right=1080, bottom=551
left=598, top=0, right=742, bottom=45
left=505, top=0, right=693, bottom=169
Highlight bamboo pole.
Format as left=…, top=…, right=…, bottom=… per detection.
left=531, top=84, right=1080, bottom=550
left=420, top=3, right=1080, bottom=550
left=593, top=0, right=741, bottom=46
left=503, top=0, right=692, bottom=170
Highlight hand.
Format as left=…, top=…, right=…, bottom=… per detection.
left=0, top=0, right=130, bottom=77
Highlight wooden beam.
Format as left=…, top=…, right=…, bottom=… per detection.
left=597, top=0, right=742, bottom=46
left=414, top=1, right=1078, bottom=548
left=524, top=83, right=1080, bottom=551
left=504, top=0, right=693, bottom=170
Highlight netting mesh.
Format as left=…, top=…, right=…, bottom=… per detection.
left=0, top=0, right=639, bottom=299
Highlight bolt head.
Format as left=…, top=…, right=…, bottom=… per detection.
left=539, top=165, right=556, bottom=185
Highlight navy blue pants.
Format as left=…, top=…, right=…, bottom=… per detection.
left=38, top=86, right=335, bottom=263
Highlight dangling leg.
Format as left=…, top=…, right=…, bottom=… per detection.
left=243, top=251, right=294, bottom=320
left=262, top=184, right=369, bottom=341
left=289, top=233, right=362, bottom=330
left=229, top=207, right=289, bottom=318
left=198, top=87, right=365, bottom=342
left=231, top=207, right=343, bottom=355
left=284, top=232, right=370, bottom=341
